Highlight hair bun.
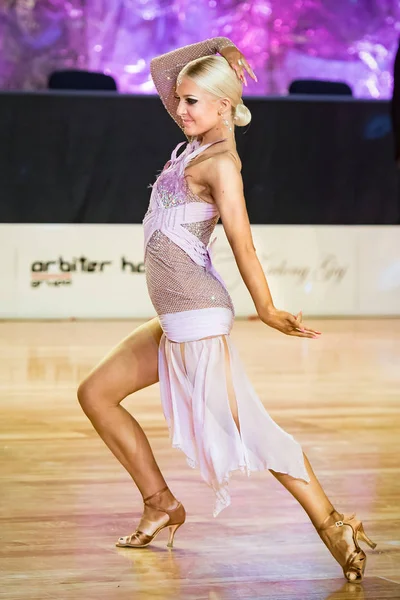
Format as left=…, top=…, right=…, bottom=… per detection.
left=234, top=102, right=251, bottom=127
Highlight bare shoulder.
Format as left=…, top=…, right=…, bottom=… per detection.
left=205, top=150, right=243, bottom=186
left=190, top=140, right=242, bottom=171
left=184, top=143, right=242, bottom=203
left=211, top=149, right=241, bottom=170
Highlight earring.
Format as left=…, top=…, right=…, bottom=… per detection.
left=223, top=118, right=232, bottom=132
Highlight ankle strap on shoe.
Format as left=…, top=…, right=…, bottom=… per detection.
left=319, top=510, right=345, bottom=531
left=143, top=486, right=169, bottom=504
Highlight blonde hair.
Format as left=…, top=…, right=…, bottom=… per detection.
left=177, top=55, right=252, bottom=127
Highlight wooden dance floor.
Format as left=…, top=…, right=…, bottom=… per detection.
left=1, top=318, right=400, bottom=600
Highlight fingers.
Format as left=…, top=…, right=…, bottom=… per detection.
left=300, top=320, right=322, bottom=335
left=290, top=315, right=303, bottom=330
left=243, top=59, right=258, bottom=82
left=294, top=325, right=321, bottom=336
left=289, top=323, right=320, bottom=338
left=232, top=64, right=247, bottom=86
left=289, top=330, right=318, bottom=339
left=291, top=311, right=321, bottom=337
left=294, top=325, right=321, bottom=335
left=293, top=327, right=321, bottom=338
left=307, top=328, right=322, bottom=336
left=238, top=70, right=247, bottom=87
left=232, top=57, right=257, bottom=86
left=291, top=323, right=321, bottom=339
left=268, top=309, right=322, bottom=339
left=295, top=310, right=303, bottom=323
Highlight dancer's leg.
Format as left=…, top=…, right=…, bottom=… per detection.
left=77, top=317, right=176, bottom=510
left=189, top=334, right=370, bottom=579
left=270, top=454, right=335, bottom=528
left=272, top=459, right=376, bottom=581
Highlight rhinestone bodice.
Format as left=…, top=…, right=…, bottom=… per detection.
left=143, top=139, right=234, bottom=317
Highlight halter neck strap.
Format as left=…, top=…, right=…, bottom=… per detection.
left=167, top=138, right=227, bottom=176
left=169, top=141, right=187, bottom=164
left=182, top=138, right=227, bottom=167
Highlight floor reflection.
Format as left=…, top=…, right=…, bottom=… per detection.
left=116, top=546, right=182, bottom=599
left=116, top=542, right=399, bottom=600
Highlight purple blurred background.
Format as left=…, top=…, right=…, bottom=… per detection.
left=0, top=0, right=399, bottom=98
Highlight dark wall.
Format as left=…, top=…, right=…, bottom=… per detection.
left=392, top=37, right=400, bottom=162
left=0, top=91, right=398, bottom=224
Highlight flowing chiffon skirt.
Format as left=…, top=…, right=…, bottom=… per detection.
left=158, top=331, right=310, bottom=517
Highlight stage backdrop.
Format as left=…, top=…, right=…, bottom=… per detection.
left=0, top=0, right=399, bottom=98
left=1, top=224, right=399, bottom=319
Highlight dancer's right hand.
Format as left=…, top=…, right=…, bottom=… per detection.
left=220, top=46, right=258, bottom=87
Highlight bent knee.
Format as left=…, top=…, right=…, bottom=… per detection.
left=77, top=374, right=127, bottom=415
left=77, top=377, right=105, bottom=415
left=77, top=378, right=92, bottom=411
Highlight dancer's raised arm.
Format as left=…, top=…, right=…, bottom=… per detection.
left=150, top=37, right=236, bottom=130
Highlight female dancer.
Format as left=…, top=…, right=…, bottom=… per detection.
left=77, top=37, right=376, bottom=581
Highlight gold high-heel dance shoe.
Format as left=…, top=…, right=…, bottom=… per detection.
left=116, top=486, right=186, bottom=549
left=317, top=510, right=377, bottom=582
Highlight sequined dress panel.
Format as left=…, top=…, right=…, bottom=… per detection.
left=143, top=139, right=234, bottom=318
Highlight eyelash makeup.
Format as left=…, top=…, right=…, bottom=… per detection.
left=174, top=96, right=198, bottom=105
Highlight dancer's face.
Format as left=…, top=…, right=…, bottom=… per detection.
left=175, top=76, right=231, bottom=138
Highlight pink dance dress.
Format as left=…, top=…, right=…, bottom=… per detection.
left=145, top=38, right=309, bottom=516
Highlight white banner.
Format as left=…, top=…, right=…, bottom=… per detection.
left=0, top=224, right=399, bottom=318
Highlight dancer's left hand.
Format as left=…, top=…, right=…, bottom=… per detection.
left=261, top=308, right=322, bottom=338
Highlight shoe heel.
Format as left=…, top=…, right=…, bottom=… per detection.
left=167, top=523, right=182, bottom=548
left=358, top=524, right=377, bottom=549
